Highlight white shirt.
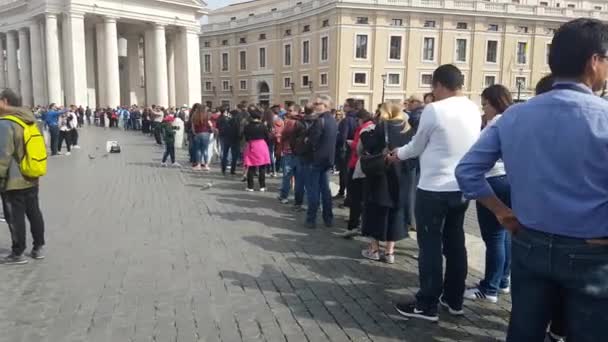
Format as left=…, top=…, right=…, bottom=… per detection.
left=397, top=96, right=481, bottom=192
left=152, top=109, right=163, bottom=123
left=484, top=115, right=506, bottom=178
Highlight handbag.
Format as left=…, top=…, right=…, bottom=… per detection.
left=360, top=121, right=389, bottom=177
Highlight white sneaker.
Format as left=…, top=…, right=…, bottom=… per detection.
left=57, top=151, right=64, bottom=155
left=160, top=162, right=168, bottom=167
left=259, top=188, right=266, bottom=192
left=245, top=188, right=254, bottom=192
left=172, top=162, right=181, bottom=168
left=463, top=287, right=498, bottom=303
left=277, top=197, right=289, bottom=204
left=499, top=286, right=511, bottom=294
left=361, top=249, right=380, bottom=261
left=65, top=152, right=71, bottom=156
left=439, top=295, right=465, bottom=316
left=72, top=145, right=81, bottom=149
left=383, top=253, right=395, bottom=264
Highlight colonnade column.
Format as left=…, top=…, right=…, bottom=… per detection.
left=103, top=17, right=120, bottom=108
left=45, top=14, right=62, bottom=105
left=6, top=31, right=18, bottom=91
left=174, top=27, right=201, bottom=106
left=167, top=36, right=176, bottom=108
left=30, top=21, right=46, bottom=106
left=126, top=34, right=142, bottom=106
left=0, top=35, right=6, bottom=89
left=152, top=23, right=168, bottom=107
left=64, top=13, right=88, bottom=106
left=18, top=28, right=32, bottom=106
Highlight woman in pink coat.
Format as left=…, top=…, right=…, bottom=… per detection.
left=243, top=108, right=270, bottom=191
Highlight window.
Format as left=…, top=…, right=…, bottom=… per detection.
left=230, top=16, right=236, bottom=21
left=355, top=34, right=368, bottom=59
left=423, top=37, right=435, bottom=61
left=320, top=73, right=328, bottom=86
left=456, top=39, right=467, bottom=62
left=567, top=4, right=575, bottom=8
left=485, top=40, right=498, bottom=63
left=259, top=33, right=266, bottom=40
left=421, top=74, right=433, bottom=86
left=221, top=52, right=229, bottom=71
left=517, top=42, right=527, bottom=64
left=456, top=22, right=468, bottom=30
left=546, top=43, right=551, bottom=65
left=203, top=41, right=210, bottom=47
left=204, top=81, right=212, bottom=91
left=240, top=80, right=247, bottom=90
left=302, top=40, right=310, bottom=64
left=484, top=75, right=496, bottom=87
left=387, top=73, right=400, bottom=86
left=239, top=51, right=247, bottom=70
left=511, top=0, right=520, bottom=3
left=389, top=36, right=402, bottom=60
left=354, top=72, right=367, bottom=85
left=424, top=20, right=436, bottom=28
left=203, top=54, right=211, bottom=73
left=321, top=37, right=329, bottom=61
left=540, top=1, right=548, bottom=6
left=248, top=13, right=254, bottom=17
left=222, top=80, right=230, bottom=91
left=284, top=77, right=292, bottom=89
left=517, top=26, right=529, bottom=33
left=271, top=7, right=277, bottom=11
left=259, top=47, right=266, bottom=68
left=239, top=37, right=247, bottom=44
left=303, top=25, right=310, bottom=32
left=391, top=19, right=403, bottom=26
left=595, top=6, right=602, bottom=10
left=356, top=17, right=369, bottom=24
left=285, top=29, right=292, bottom=36
left=322, top=19, right=329, bottom=27
left=488, top=24, right=499, bottom=32
left=205, top=101, right=212, bottom=108
left=302, top=75, right=310, bottom=87
left=222, top=40, right=228, bottom=46
left=284, top=44, right=292, bottom=66
left=515, top=76, right=526, bottom=88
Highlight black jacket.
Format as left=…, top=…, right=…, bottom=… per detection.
left=244, top=120, right=269, bottom=142
left=308, top=112, right=338, bottom=169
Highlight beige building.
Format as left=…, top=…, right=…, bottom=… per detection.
left=200, top=0, right=607, bottom=110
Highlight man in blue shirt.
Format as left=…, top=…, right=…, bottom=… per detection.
left=42, top=103, right=67, bottom=156
left=456, top=18, right=608, bottom=341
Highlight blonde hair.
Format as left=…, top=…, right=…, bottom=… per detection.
left=378, top=102, right=410, bottom=132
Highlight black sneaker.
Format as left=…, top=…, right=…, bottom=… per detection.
left=394, top=302, right=438, bottom=322
left=439, top=295, right=464, bottom=316
left=30, top=247, right=45, bottom=260
left=332, top=194, right=345, bottom=200
left=0, top=254, right=28, bottom=265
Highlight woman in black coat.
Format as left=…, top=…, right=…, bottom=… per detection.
left=360, top=102, right=411, bottom=264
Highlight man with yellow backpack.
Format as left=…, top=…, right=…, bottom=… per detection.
left=0, top=89, right=47, bottom=265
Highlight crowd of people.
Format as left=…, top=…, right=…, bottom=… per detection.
left=0, top=17, right=606, bottom=342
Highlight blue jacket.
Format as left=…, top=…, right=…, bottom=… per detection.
left=308, top=112, right=338, bottom=169
left=337, top=111, right=358, bottom=148
left=42, top=109, right=66, bottom=127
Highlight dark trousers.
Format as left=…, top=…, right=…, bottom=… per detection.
left=70, top=129, right=79, bottom=146
left=2, top=187, right=45, bottom=256
left=49, top=125, right=60, bottom=155
left=347, top=168, right=363, bottom=230
left=305, top=164, right=333, bottom=225
left=162, top=143, right=175, bottom=164
left=221, top=139, right=240, bottom=174
left=415, top=189, right=469, bottom=312
left=336, top=148, right=349, bottom=196
left=58, top=130, right=72, bottom=152
left=294, top=158, right=308, bottom=206
left=247, top=165, right=266, bottom=189
left=151, top=122, right=162, bottom=144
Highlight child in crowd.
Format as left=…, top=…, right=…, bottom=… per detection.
left=160, top=115, right=180, bottom=167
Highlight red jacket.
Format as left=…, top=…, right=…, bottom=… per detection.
left=348, top=120, right=373, bottom=169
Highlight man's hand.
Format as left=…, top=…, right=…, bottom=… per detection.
left=385, top=151, right=400, bottom=164
left=495, top=208, right=523, bottom=234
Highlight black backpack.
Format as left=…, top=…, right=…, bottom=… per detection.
left=293, top=116, right=324, bottom=156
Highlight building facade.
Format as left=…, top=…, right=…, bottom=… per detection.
left=201, top=0, right=607, bottom=110
left=0, top=0, right=205, bottom=108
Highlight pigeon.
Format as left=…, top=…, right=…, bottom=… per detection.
left=101, top=153, right=109, bottom=158
left=201, top=182, right=213, bottom=190
left=88, top=154, right=96, bottom=160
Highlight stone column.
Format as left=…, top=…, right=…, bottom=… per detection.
left=0, top=35, right=6, bottom=89
left=167, top=35, right=176, bottom=108
left=29, top=21, right=45, bottom=106
left=6, top=30, right=19, bottom=91
left=45, top=14, right=62, bottom=105
left=126, top=34, right=141, bottom=106
left=144, top=29, right=154, bottom=106
left=18, top=28, right=32, bottom=106
left=152, top=24, right=168, bottom=107
left=103, top=17, right=120, bottom=108
left=174, top=27, right=201, bottom=106
left=64, top=13, right=88, bottom=107
left=85, top=27, right=97, bottom=108
left=95, top=23, right=106, bottom=107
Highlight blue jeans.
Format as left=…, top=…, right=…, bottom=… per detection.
left=268, top=141, right=276, bottom=173
left=279, top=154, right=299, bottom=199
left=221, top=139, right=240, bottom=174
left=507, top=228, right=608, bottom=342
left=477, top=175, right=511, bottom=296
left=294, top=158, right=308, bottom=206
left=415, top=189, right=469, bottom=312
left=305, top=165, right=333, bottom=225
left=194, top=132, right=211, bottom=165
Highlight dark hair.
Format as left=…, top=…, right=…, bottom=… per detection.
left=0, top=89, right=22, bottom=107
left=356, top=109, right=372, bottom=122
left=423, top=93, right=435, bottom=102
left=345, top=98, right=356, bottom=108
left=549, top=18, right=608, bottom=78
left=303, top=104, right=314, bottom=115
left=249, top=108, right=263, bottom=120
left=535, top=74, right=555, bottom=95
left=432, top=64, right=464, bottom=91
left=481, top=85, right=513, bottom=114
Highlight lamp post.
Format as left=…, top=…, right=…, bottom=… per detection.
left=517, top=80, right=523, bottom=101
left=381, top=74, right=387, bottom=103
left=309, top=81, right=314, bottom=93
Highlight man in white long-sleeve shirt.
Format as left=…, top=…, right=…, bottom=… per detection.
left=388, top=64, right=481, bottom=322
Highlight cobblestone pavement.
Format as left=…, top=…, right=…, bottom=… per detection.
left=0, top=127, right=511, bottom=342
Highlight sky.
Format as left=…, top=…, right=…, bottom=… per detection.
left=207, top=0, right=234, bottom=10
